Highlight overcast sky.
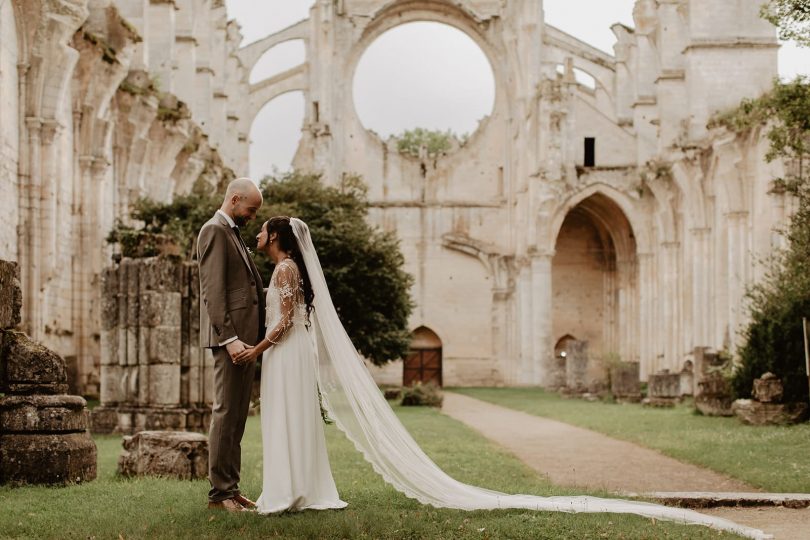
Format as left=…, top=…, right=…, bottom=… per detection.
left=224, top=0, right=810, bottom=178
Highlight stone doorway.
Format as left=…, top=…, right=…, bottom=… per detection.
left=551, top=193, right=638, bottom=374
left=403, top=326, right=443, bottom=387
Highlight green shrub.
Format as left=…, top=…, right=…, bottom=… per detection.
left=107, top=172, right=414, bottom=366
left=400, top=381, right=443, bottom=407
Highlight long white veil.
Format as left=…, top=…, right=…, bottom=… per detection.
left=290, top=218, right=770, bottom=540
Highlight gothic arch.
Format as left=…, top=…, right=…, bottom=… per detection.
left=544, top=184, right=650, bottom=256
left=550, top=189, right=640, bottom=365
left=345, top=1, right=505, bottom=141
left=237, top=19, right=310, bottom=75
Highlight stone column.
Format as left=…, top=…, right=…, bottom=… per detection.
left=531, top=253, right=553, bottom=386
left=0, top=259, right=97, bottom=485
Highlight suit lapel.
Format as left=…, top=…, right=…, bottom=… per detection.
left=215, top=213, right=253, bottom=275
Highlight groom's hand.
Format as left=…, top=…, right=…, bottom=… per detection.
left=225, top=339, right=249, bottom=364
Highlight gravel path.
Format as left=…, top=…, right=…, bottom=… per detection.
left=441, top=392, right=810, bottom=539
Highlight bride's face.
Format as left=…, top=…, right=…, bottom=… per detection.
left=256, top=222, right=269, bottom=252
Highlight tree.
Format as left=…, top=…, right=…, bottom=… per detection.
left=714, top=79, right=810, bottom=402
left=394, top=128, right=464, bottom=159
left=108, top=172, right=414, bottom=365
left=760, top=0, right=810, bottom=47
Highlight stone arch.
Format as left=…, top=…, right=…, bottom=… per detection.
left=545, top=184, right=650, bottom=256
left=345, top=1, right=505, bottom=143
left=554, top=334, right=577, bottom=357
left=248, top=89, right=306, bottom=176
left=248, top=65, right=308, bottom=126
left=237, top=19, right=310, bottom=75
left=249, top=38, right=307, bottom=84
left=550, top=190, right=640, bottom=367
left=404, top=326, right=443, bottom=387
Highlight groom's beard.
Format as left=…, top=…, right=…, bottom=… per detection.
left=233, top=215, right=248, bottom=228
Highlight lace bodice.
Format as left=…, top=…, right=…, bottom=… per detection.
left=265, top=259, right=308, bottom=344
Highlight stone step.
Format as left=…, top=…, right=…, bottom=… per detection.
left=623, top=491, right=810, bottom=509
left=0, top=394, right=88, bottom=432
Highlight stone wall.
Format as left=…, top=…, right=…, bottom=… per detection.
left=92, top=257, right=213, bottom=434
left=0, top=0, right=248, bottom=398
left=0, top=0, right=18, bottom=263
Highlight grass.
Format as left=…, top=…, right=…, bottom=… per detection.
left=0, top=405, right=743, bottom=539
left=450, top=387, right=810, bottom=493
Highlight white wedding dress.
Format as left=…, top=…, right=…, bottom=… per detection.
left=255, top=258, right=348, bottom=514
left=282, top=218, right=772, bottom=539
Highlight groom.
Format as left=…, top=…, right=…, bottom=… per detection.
left=198, top=178, right=266, bottom=512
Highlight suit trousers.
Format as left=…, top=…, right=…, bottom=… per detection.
left=208, top=346, right=257, bottom=502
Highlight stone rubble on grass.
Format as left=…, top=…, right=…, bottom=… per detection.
left=693, top=347, right=734, bottom=416
left=117, top=430, right=208, bottom=480
left=644, top=369, right=682, bottom=407
left=732, top=373, right=810, bottom=426
left=0, top=260, right=97, bottom=485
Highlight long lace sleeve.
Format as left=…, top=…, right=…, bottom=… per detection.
left=265, top=261, right=300, bottom=345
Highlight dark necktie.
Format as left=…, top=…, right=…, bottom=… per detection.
left=232, top=226, right=249, bottom=258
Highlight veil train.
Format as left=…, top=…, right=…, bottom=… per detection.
left=290, top=218, right=771, bottom=540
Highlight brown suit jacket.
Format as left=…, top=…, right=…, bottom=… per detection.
left=197, top=212, right=265, bottom=348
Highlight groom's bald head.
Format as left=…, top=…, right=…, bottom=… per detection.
left=222, top=177, right=263, bottom=227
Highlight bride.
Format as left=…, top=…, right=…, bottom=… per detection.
left=235, top=216, right=770, bottom=539
left=234, top=216, right=347, bottom=513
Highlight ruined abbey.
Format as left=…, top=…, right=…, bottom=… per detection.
left=0, top=0, right=789, bottom=396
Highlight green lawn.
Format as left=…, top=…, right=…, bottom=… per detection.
left=450, top=387, right=810, bottom=493
left=0, top=406, right=743, bottom=539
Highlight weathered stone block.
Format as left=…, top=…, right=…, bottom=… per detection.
left=147, top=364, right=180, bottom=406
left=565, top=340, right=588, bottom=392
left=89, top=406, right=119, bottom=434
left=139, top=291, right=181, bottom=327
left=138, top=409, right=188, bottom=431
left=679, top=369, right=694, bottom=397
left=117, top=431, right=208, bottom=479
left=0, top=331, right=68, bottom=394
left=99, top=365, right=126, bottom=404
left=100, top=267, right=119, bottom=330
left=126, top=327, right=139, bottom=365
left=0, top=395, right=88, bottom=433
left=139, top=326, right=181, bottom=364
left=648, top=370, right=680, bottom=398
left=610, top=361, right=641, bottom=401
left=100, top=329, right=118, bottom=366
left=0, top=432, right=97, bottom=485
left=695, top=373, right=734, bottom=416
left=732, top=399, right=809, bottom=425
left=139, top=257, right=182, bottom=292
left=0, top=260, right=22, bottom=330
left=753, top=372, right=783, bottom=403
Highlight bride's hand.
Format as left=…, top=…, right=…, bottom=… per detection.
left=233, top=345, right=258, bottom=365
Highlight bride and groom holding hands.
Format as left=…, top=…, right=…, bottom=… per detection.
left=196, top=178, right=769, bottom=538
left=198, top=178, right=345, bottom=514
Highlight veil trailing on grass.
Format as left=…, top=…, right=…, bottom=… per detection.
left=289, top=218, right=770, bottom=540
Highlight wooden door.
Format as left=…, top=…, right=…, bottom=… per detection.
left=403, top=348, right=442, bottom=387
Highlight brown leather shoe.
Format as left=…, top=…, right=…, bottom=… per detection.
left=208, top=498, right=245, bottom=513
left=234, top=494, right=257, bottom=509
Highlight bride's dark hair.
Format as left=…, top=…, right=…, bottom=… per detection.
left=265, top=216, right=314, bottom=321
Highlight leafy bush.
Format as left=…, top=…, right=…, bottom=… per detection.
left=400, top=381, right=443, bottom=407
left=716, top=76, right=810, bottom=403
left=394, top=128, right=466, bottom=159
left=107, top=172, right=414, bottom=365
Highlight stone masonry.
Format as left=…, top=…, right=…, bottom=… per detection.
left=0, top=260, right=97, bottom=485
left=92, top=257, right=213, bottom=434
